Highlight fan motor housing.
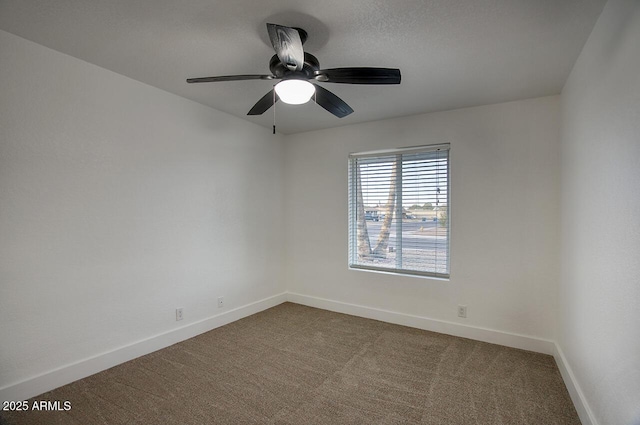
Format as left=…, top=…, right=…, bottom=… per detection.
left=269, top=53, right=320, bottom=79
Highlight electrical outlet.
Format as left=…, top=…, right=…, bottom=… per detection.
left=217, top=297, right=224, bottom=308
left=457, top=305, right=467, bottom=318
left=176, top=308, right=183, bottom=321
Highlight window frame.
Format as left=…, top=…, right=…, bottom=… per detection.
left=348, top=144, right=451, bottom=279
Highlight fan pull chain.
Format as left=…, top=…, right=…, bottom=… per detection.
left=273, top=87, right=276, bottom=135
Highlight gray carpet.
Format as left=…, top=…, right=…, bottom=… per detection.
left=2, top=302, right=580, bottom=424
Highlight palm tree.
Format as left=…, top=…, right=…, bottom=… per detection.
left=355, top=163, right=372, bottom=258
left=356, top=159, right=398, bottom=259
left=372, top=159, right=398, bottom=257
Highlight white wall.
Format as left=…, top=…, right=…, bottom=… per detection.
left=6, top=4, right=639, bottom=422
left=0, top=30, right=285, bottom=391
left=559, top=0, right=640, bottom=424
left=284, top=96, right=560, bottom=342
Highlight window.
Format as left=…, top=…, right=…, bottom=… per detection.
left=348, top=144, right=450, bottom=278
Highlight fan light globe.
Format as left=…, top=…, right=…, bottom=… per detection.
left=274, top=79, right=315, bottom=105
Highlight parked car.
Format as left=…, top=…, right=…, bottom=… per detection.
left=365, top=212, right=379, bottom=221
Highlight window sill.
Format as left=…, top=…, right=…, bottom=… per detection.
left=348, top=264, right=450, bottom=281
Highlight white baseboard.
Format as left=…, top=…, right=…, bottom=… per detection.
left=0, top=292, right=288, bottom=403
left=553, top=344, right=597, bottom=425
left=2, top=290, right=595, bottom=425
left=286, top=292, right=555, bottom=355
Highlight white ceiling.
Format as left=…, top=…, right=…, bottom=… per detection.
left=0, top=0, right=606, bottom=134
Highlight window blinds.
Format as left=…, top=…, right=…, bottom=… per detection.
left=348, top=144, right=450, bottom=278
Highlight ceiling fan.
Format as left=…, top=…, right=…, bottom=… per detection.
left=187, top=23, right=401, bottom=118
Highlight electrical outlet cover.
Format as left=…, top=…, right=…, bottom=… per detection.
left=457, top=305, right=467, bottom=318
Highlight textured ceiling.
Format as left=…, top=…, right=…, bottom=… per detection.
left=0, top=0, right=606, bottom=134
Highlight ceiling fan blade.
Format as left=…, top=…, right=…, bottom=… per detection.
left=187, top=75, right=275, bottom=83
left=247, top=89, right=279, bottom=115
left=312, top=84, right=354, bottom=118
left=267, top=23, right=304, bottom=72
left=315, top=68, right=401, bottom=84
